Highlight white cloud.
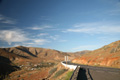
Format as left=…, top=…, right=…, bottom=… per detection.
left=30, top=25, right=52, bottom=30
left=13, top=38, right=50, bottom=47
left=67, top=28, right=95, bottom=33
left=37, top=33, right=48, bottom=36
left=49, top=35, right=59, bottom=40
left=74, top=22, right=98, bottom=28
left=0, top=29, right=28, bottom=45
left=33, top=39, right=50, bottom=45
left=25, top=43, right=34, bottom=45
left=64, top=22, right=120, bottom=34
left=0, top=14, right=16, bottom=24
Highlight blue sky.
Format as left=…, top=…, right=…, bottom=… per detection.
left=0, top=0, right=120, bottom=52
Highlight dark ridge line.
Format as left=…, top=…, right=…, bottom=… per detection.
left=16, top=47, right=37, bottom=57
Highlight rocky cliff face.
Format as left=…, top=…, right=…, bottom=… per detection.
left=72, top=40, right=120, bottom=68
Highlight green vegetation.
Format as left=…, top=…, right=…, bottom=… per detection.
left=64, top=71, right=73, bottom=80
left=58, top=70, right=74, bottom=80
left=53, top=69, right=67, bottom=78
left=49, top=67, right=57, bottom=74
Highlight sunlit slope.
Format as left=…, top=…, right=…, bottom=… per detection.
left=3, top=46, right=71, bottom=61
left=72, top=40, right=120, bottom=68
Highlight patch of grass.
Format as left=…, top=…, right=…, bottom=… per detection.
left=64, top=71, right=74, bottom=80
left=53, top=69, right=67, bottom=78
left=49, top=67, right=57, bottom=74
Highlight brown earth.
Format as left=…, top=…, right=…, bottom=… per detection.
left=2, top=40, right=119, bottom=80
left=72, top=40, right=120, bottom=68
left=0, top=46, right=78, bottom=80
left=3, top=46, right=76, bottom=61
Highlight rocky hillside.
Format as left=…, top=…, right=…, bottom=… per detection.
left=0, top=46, right=79, bottom=66
left=72, top=40, right=120, bottom=68
left=0, top=46, right=78, bottom=80
left=2, top=46, right=74, bottom=61
left=0, top=48, right=29, bottom=61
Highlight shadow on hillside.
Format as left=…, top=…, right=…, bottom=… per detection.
left=2, top=48, right=30, bottom=59
left=77, top=68, right=93, bottom=80
left=17, top=54, right=30, bottom=59
left=0, top=56, right=20, bottom=80
left=16, top=47, right=37, bottom=57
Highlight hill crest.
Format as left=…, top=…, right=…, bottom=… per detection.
left=72, top=40, right=120, bottom=68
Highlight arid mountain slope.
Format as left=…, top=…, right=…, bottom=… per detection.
left=0, top=46, right=78, bottom=80
left=72, top=40, right=120, bottom=68
left=2, top=46, right=75, bottom=61
left=0, top=48, right=28, bottom=61
left=0, top=46, right=80, bottom=66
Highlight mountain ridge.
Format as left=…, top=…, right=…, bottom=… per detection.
left=1, top=46, right=79, bottom=63
left=0, top=40, right=120, bottom=80
left=72, top=40, right=120, bottom=68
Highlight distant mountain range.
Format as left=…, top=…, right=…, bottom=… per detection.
left=0, top=46, right=89, bottom=62
left=1, top=40, right=120, bottom=80
left=72, top=40, right=120, bottom=68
